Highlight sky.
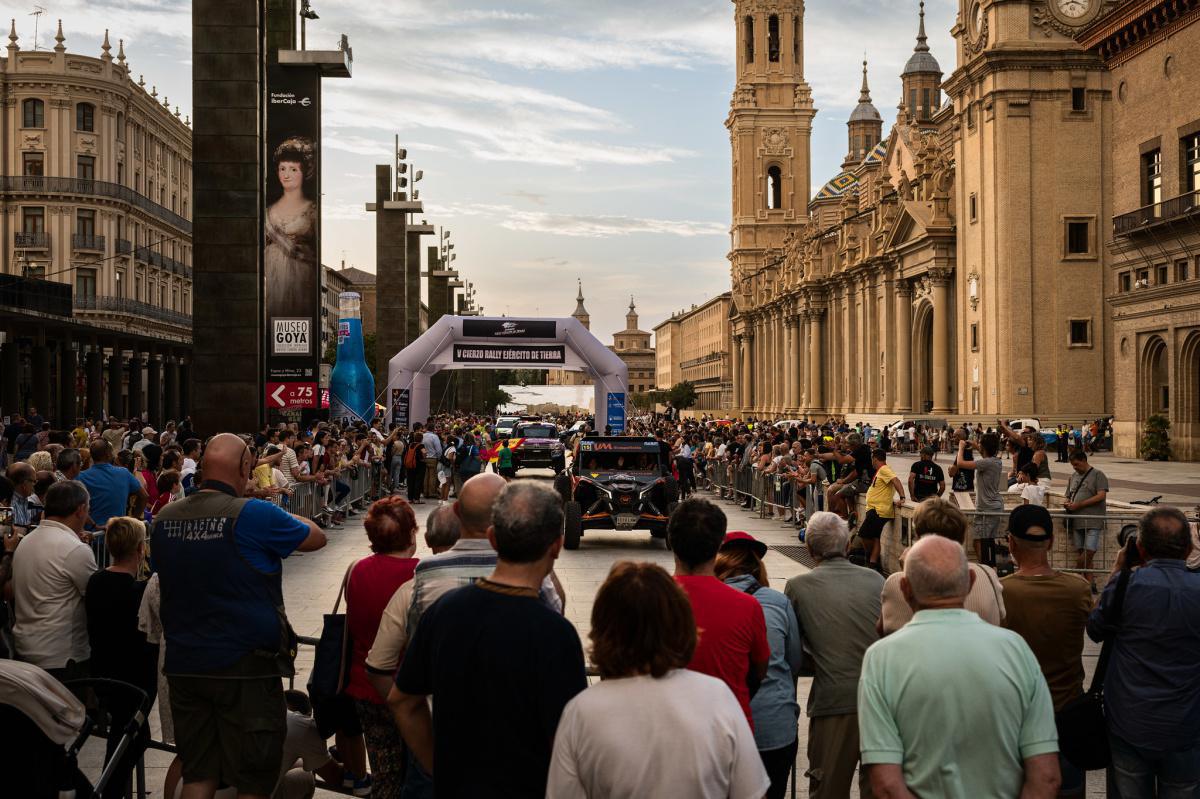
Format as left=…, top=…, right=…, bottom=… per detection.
left=14, top=0, right=957, bottom=340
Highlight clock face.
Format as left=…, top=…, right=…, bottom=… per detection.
left=1056, top=0, right=1092, bottom=19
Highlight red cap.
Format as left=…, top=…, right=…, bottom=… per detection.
left=721, top=531, right=768, bottom=559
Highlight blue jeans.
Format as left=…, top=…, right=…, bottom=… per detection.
left=1110, top=732, right=1200, bottom=798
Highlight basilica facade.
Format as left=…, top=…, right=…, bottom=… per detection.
left=729, top=0, right=1117, bottom=424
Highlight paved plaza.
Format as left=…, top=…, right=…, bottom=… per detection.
left=76, top=460, right=1164, bottom=796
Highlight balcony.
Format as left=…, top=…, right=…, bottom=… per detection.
left=116, top=238, right=132, bottom=255
left=0, top=274, right=72, bottom=317
left=73, top=294, right=192, bottom=327
left=72, top=233, right=106, bottom=252
left=14, top=231, right=50, bottom=250
left=1114, top=190, right=1200, bottom=237
left=0, top=175, right=191, bottom=234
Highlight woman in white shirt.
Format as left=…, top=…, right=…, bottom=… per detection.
left=547, top=562, right=768, bottom=799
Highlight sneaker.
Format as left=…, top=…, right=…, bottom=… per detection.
left=796, top=527, right=806, bottom=542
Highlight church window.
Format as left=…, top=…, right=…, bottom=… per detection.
left=1065, top=219, right=1092, bottom=256
left=909, top=89, right=917, bottom=116
left=1068, top=319, right=1092, bottom=347
left=969, top=193, right=978, bottom=222
left=767, top=165, right=783, bottom=210
left=1071, top=87, right=1086, bottom=112
left=768, top=15, right=780, bottom=62
left=744, top=16, right=754, bottom=65
left=793, top=17, right=799, bottom=64
left=921, top=88, right=930, bottom=118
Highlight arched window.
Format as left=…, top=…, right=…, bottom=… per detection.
left=744, top=16, right=754, bottom=65
left=76, top=102, right=95, bottom=132
left=767, top=165, right=783, bottom=210
left=768, top=15, right=780, bottom=62
left=22, top=98, right=44, bottom=128
left=116, top=112, right=125, bottom=141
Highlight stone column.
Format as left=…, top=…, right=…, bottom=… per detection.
left=86, top=347, right=103, bottom=419
left=742, top=334, right=753, bottom=410
left=108, top=347, right=124, bottom=419
left=31, top=344, right=51, bottom=420
left=128, top=351, right=144, bottom=422
left=147, top=355, right=162, bottom=428
left=164, top=356, right=179, bottom=424
left=896, top=282, right=912, bottom=413
left=770, top=312, right=780, bottom=413
left=755, top=317, right=765, bottom=413
left=783, top=317, right=794, bottom=412
left=1, top=339, right=19, bottom=417
left=57, top=338, right=76, bottom=428
left=797, top=313, right=809, bottom=412
left=809, top=310, right=824, bottom=413
left=842, top=285, right=854, bottom=412
left=731, top=335, right=742, bottom=413
left=931, top=270, right=952, bottom=414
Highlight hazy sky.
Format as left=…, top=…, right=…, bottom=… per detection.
left=22, top=0, right=956, bottom=339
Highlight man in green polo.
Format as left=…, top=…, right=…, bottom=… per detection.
left=857, top=535, right=1061, bottom=798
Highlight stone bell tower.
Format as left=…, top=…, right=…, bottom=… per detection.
left=727, top=0, right=815, bottom=310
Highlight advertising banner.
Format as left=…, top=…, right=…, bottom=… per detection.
left=462, top=319, right=557, bottom=339
left=606, top=392, right=626, bottom=434
left=452, top=344, right=565, bottom=364
left=264, top=64, right=321, bottom=406
left=391, top=388, right=410, bottom=429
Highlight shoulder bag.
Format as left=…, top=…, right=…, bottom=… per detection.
left=308, top=560, right=358, bottom=712
left=1054, top=566, right=1131, bottom=771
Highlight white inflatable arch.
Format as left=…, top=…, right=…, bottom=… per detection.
left=385, top=316, right=629, bottom=431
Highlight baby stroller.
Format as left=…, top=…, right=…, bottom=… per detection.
left=0, top=660, right=150, bottom=798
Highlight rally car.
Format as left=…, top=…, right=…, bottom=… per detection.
left=494, top=416, right=521, bottom=439
left=510, top=421, right=566, bottom=473
left=554, top=436, right=678, bottom=550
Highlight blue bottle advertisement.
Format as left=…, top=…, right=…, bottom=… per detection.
left=329, top=292, right=376, bottom=425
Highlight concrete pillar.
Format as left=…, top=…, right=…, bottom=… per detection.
left=731, top=335, right=742, bottom=413
left=31, top=344, right=51, bottom=422
left=1, top=340, right=19, bottom=418
left=108, top=348, right=124, bottom=419
left=179, top=362, right=191, bottom=421
left=86, top=348, right=103, bottom=419
left=128, top=351, right=144, bottom=422
left=58, top=338, right=76, bottom=428
left=164, top=357, right=179, bottom=424
left=896, top=282, right=912, bottom=413
left=932, top=272, right=952, bottom=414
left=192, top=0, right=266, bottom=434
left=147, top=355, right=162, bottom=428
left=375, top=165, right=409, bottom=381
left=809, top=311, right=824, bottom=414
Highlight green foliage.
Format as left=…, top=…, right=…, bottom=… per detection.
left=666, top=381, right=698, bottom=410
left=1139, top=414, right=1172, bottom=461
left=484, top=386, right=514, bottom=411
left=630, top=392, right=656, bottom=411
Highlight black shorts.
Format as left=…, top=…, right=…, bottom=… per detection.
left=313, top=691, right=364, bottom=739
left=858, top=509, right=891, bottom=541
left=499, top=466, right=516, bottom=478
left=168, top=670, right=287, bottom=796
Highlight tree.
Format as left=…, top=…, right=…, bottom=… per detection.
left=666, top=381, right=698, bottom=411
left=484, top=387, right=514, bottom=412
left=1139, top=414, right=1171, bottom=461
left=630, top=392, right=656, bottom=411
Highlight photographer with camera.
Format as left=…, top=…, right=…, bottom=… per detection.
left=1087, top=507, right=1200, bottom=798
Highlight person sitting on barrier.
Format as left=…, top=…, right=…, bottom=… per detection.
left=878, top=497, right=1006, bottom=635
left=546, top=561, right=769, bottom=799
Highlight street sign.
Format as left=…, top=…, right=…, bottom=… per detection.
left=266, top=382, right=318, bottom=409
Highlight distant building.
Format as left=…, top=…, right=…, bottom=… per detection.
left=653, top=292, right=733, bottom=414
left=609, top=297, right=655, bottom=394
left=320, top=264, right=351, bottom=352
left=547, top=279, right=593, bottom=386
left=335, top=266, right=377, bottom=337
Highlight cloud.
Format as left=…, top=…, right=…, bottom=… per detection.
left=506, top=190, right=548, bottom=206
left=424, top=202, right=725, bottom=238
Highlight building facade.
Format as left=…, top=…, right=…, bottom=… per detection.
left=731, top=0, right=1114, bottom=426
left=609, top=298, right=655, bottom=394
left=1080, top=0, right=1200, bottom=458
left=320, top=264, right=351, bottom=353
left=0, top=22, right=193, bottom=425
left=654, top=292, right=733, bottom=414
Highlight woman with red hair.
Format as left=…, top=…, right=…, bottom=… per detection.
left=345, top=494, right=420, bottom=798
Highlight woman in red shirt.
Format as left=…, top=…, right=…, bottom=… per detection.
left=346, top=495, right=420, bottom=798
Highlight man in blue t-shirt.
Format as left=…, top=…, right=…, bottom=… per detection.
left=77, top=439, right=147, bottom=530
left=151, top=433, right=326, bottom=799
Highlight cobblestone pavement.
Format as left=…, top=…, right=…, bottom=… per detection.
left=82, top=469, right=1111, bottom=796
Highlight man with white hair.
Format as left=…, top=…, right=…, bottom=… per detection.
left=783, top=511, right=882, bottom=798
left=858, top=535, right=1061, bottom=798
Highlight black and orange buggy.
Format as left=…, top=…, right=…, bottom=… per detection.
left=554, top=436, right=678, bottom=550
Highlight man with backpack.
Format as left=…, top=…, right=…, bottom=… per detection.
left=454, top=433, right=483, bottom=498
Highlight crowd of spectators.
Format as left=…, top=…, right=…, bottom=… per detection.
left=1, top=407, right=1198, bottom=799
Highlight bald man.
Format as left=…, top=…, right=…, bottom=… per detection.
left=858, top=536, right=1060, bottom=799
left=150, top=433, right=325, bottom=799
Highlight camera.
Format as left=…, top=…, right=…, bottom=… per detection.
left=1117, top=524, right=1142, bottom=569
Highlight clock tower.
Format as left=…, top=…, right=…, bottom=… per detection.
left=727, top=0, right=815, bottom=316
left=944, top=0, right=1113, bottom=418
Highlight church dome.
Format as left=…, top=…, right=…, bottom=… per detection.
left=902, top=2, right=941, bottom=76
